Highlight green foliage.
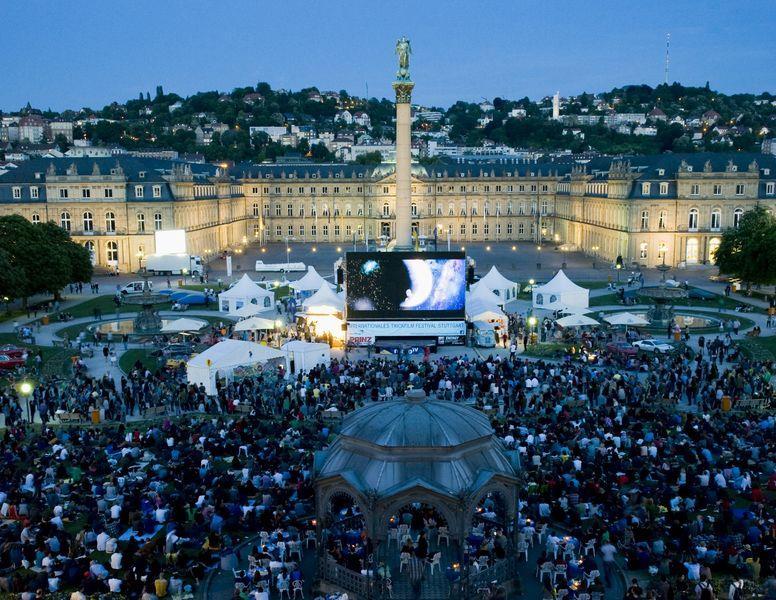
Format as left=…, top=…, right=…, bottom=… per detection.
left=715, top=206, right=776, bottom=286
left=0, top=215, right=93, bottom=304
left=355, top=151, right=383, bottom=165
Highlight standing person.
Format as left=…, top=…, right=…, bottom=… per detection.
left=103, top=345, right=110, bottom=363
left=600, top=540, right=617, bottom=587
left=407, top=554, right=425, bottom=599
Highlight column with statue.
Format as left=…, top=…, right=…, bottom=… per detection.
left=392, top=36, right=414, bottom=249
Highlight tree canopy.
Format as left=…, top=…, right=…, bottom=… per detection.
left=0, top=215, right=93, bottom=304
left=714, top=206, right=776, bottom=287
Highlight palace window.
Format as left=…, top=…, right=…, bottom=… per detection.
left=30, top=187, right=39, bottom=199
left=713, top=184, right=722, bottom=196
left=288, top=225, right=294, bottom=236
left=518, top=223, right=524, bottom=235
left=275, top=204, right=281, bottom=216
left=659, top=182, right=669, bottom=195
left=106, top=241, right=118, bottom=263
left=734, top=208, right=743, bottom=228
left=460, top=223, right=466, bottom=235
left=152, top=185, right=161, bottom=198
left=154, top=213, right=163, bottom=230
left=710, top=209, right=721, bottom=230
left=275, top=225, right=281, bottom=236
left=690, top=184, right=700, bottom=196
left=12, top=187, right=21, bottom=199
left=688, top=208, right=699, bottom=230
left=640, top=242, right=648, bottom=259
left=641, top=182, right=651, bottom=195
left=287, top=204, right=293, bottom=216
left=471, top=223, right=478, bottom=235
left=60, top=211, right=71, bottom=230
left=507, top=222, right=513, bottom=235
left=334, top=224, right=340, bottom=237
left=59, top=188, right=68, bottom=198
left=104, top=188, right=113, bottom=198
left=253, top=203, right=260, bottom=217
left=31, top=213, right=40, bottom=224
left=136, top=213, right=146, bottom=232
left=735, top=184, right=745, bottom=196
left=641, top=210, right=649, bottom=230
left=82, top=211, right=94, bottom=232
left=82, top=188, right=91, bottom=198
left=382, top=203, right=390, bottom=217
left=105, top=212, right=116, bottom=232
left=310, top=224, right=317, bottom=237
left=322, top=224, right=329, bottom=237
left=135, top=185, right=144, bottom=198
left=658, top=210, right=667, bottom=229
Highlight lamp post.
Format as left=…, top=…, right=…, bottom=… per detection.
left=615, top=254, right=624, bottom=283
left=536, top=245, right=542, bottom=270
left=19, top=380, right=33, bottom=423
left=527, top=316, right=537, bottom=347
left=591, top=245, right=599, bottom=269
left=136, top=249, right=145, bottom=274
left=284, top=236, right=294, bottom=270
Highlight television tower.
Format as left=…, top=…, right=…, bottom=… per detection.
left=664, top=33, right=670, bottom=85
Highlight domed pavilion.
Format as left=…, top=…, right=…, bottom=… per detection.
left=314, top=389, right=520, bottom=598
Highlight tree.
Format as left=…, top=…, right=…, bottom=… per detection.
left=715, top=206, right=776, bottom=288
left=53, top=133, right=70, bottom=152
left=0, top=215, right=92, bottom=306
left=355, top=151, right=382, bottom=165
left=0, top=248, right=26, bottom=308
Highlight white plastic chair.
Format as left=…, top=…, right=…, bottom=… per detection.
left=517, top=540, right=529, bottom=562
left=387, top=527, right=399, bottom=549
left=537, top=561, right=554, bottom=582
left=304, top=529, right=316, bottom=549
left=429, top=552, right=441, bottom=575
left=584, top=539, right=596, bottom=557
left=292, top=579, right=304, bottom=599
left=436, top=526, right=450, bottom=547
left=399, top=552, right=411, bottom=573
left=552, top=564, right=567, bottom=585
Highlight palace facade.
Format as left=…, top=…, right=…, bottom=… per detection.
left=1, top=153, right=774, bottom=273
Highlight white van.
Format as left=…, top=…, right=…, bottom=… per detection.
left=120, top=281, right=153, bottom=295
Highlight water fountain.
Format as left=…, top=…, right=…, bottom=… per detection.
left=121, top=269, right=170, bottom=333
left=637, top=259, right=688, bottom=326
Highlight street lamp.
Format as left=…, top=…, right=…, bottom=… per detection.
left=527, top=316, right=537, bottom=346
left=18, top=380, right=33, bottom=423
left=536, top=245, right=542, bottom=270
left=615, top=254, right=624, bottom=283
left=591, top=245, right=599, bottom=269
left=136, top=249, right=145, bottom=273
left=284, top=236, right=294, bottom=270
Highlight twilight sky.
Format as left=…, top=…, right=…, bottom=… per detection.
left=3, top=0, right=774, bottom=112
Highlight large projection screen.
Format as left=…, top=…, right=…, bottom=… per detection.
left=346, top=251, right=466, bottom=320
left=154, top=229, right=187, bottom=255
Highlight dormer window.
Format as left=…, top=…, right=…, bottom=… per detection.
left=657, top=169, right=665, bottom=176
left=139, top=171, right=146, bottom=179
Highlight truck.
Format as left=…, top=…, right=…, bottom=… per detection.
left=145, top=254, right=203, bottom=276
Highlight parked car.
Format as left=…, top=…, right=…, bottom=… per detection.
left=632, top=339, right=674, bottom=354
left=0, top=354, right=27, bottom=370
left=606, top=341, right=638, bottom=358
left=0, top=345, right=27, bottom=359
left=687, top=288, right=718, bottom=301
left=120, top=281, right=153, bottom=295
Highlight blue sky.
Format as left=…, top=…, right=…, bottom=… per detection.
left=3, top=0, right=774, bottom=111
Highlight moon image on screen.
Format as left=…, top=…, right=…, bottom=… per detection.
left=400, top=260, right=434, bottom=309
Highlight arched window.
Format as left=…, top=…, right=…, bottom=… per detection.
left=31, top=213, right=40, bottom=224
left=410, top=203, right=417, bottom=217
left=84, top=240, right=95, bottom=264
left=136, top=213, right=146, bottom=232
left=639, top=242, right=648, bottom=259
left=640, top=210, right=649, bottom=230
left=60, top=211, right=71, bottom=231
left=105, top=211, right=116, bottom=232
left=710, top=208, right=721, bottom=230
left=658, top=210, right=667, bottom=230
left=106, top=241, right=118, bottom=263
left=709, top=237, right=721, bottom=262
left=82, top=211, right=94, bottom=232
left=688, top=208, right=699, bottom=230
left=154, top=212, right=163, bottom=230
left=382, top=202, right=390, bottom=217
left=733, top=208, right=743, bottom=228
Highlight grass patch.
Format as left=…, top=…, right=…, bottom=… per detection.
left=119, top=349, right=162, bottom=373
left=0, top=333, right=74, bottom=379
left=522, top=342, right=567, bottom=358
left=737, top=336, right=776, bottom=361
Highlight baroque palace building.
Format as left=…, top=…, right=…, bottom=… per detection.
left=0, top=152, right=775, bottom=273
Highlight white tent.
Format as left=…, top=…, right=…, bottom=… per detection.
left=281, top=340, right=331, bottom=374
left=467, top=284, right=505, bottom=307
left=302, top=285, right=345, bottom=314
left=289, top=266, right=335, bottom=295
left=218, top=274, right=275, bottom=314
left=556, top=314, right=600, bottom=328
left=186, top=340, right=286, bottom=396
left=160, top=317, right=207, bottom=333
left=474, top=266, right=520, bottom=301
left=234, top=316, right=277, bottom=332
left=532, top=270, right=589, bottom=311
left=229, top=303, right=270, bottom=319
left=604, top=312, right=650, bottom=326
left=465, top=297, right=507, bottom=328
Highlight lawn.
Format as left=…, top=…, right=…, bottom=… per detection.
left=0, top=333, right=74, bottom=379
left=737, top=336, right=776, bottom=361
left=119, top=348, right=162, bottom=373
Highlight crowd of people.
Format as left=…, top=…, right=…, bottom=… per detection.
left=0, top=310, right=773, bottom=599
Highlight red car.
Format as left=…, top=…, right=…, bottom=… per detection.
left=606, top=341, right=638, bottom=358
left=0, top=354, right=26, bottom=370
left=0, top=345, right=27, bottom=359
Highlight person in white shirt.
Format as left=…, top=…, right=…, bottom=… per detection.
left=96, top=531, right=109, bottom=551
left=714, top=472, right=727, bottom=488
left=110, top=504, right=121, bottom=520
left=110, top=552, right=123, bottom=570
left=108, top=578, right=122, bottom=593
